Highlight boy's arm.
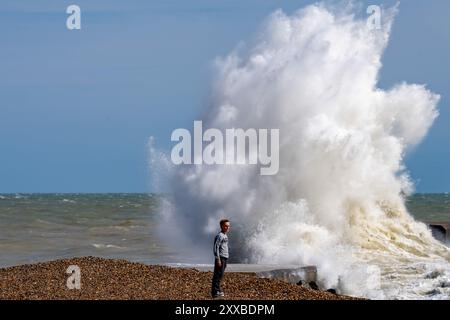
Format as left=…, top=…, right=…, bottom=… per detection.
left=213, top=235, right=222, bottom=264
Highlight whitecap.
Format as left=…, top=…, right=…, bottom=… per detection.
left=92, top=243, right=126, bottom=249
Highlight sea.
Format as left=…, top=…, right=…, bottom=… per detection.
left=0, top=193, right=176, bottom=268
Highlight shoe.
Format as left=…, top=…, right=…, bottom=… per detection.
left=212, top=291, right=224, bottom=298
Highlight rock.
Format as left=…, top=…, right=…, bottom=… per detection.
left=308, top=281, right=319, bottom=290
left=424, top=221, right=450, bottom=244
left=326, top=288, right=337, bottom=294
left=425, top=270, right=441, bottom=279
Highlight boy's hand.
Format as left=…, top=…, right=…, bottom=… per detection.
left=215, top=259, right=222, bottom=268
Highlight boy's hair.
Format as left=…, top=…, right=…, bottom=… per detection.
left=220, top=219, right=230, bottom=227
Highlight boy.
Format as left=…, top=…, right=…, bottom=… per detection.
left=211, top=219, right=230, bottom=298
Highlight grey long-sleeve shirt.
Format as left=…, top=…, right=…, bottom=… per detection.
left=213, top=232, right=229, bottom=259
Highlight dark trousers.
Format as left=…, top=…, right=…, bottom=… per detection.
left=211, top=257, right=227, bottom=295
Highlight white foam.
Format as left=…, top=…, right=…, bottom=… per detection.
left=92, top=243, right=126, bottom=250
left=62, top=199, right=77, bottom=203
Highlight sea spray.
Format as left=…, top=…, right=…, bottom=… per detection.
left=150, top=3, right=450, bottom=298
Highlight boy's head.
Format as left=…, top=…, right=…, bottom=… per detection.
left=220, top=219, right=230, bottom=233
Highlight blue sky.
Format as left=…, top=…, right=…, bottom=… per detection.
left=0, top=0, right=449, bottom=193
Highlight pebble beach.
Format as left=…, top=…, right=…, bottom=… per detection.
left=0, top=257, right=359, bottom=300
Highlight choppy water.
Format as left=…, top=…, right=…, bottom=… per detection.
left=405, top=193, right=450, bottom=222
left=0, top=193, right=179, bottom=268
